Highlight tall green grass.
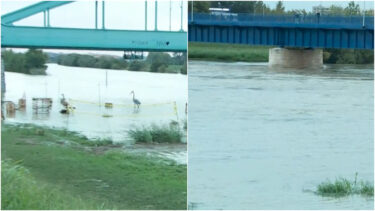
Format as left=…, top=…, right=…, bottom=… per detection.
left=2, top=160, right=108, bottom=210
left=2, top=123, right=187, bottom=209
left=188, top=42, right=269, bottom=62
left=316, top=174, right=374, bottom=197
left=128, top=123, right=183, bottom=143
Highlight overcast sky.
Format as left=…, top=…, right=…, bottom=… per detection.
left=263, top=0, right=373, bottom=12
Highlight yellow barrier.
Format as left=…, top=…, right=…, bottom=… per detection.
left=68, top=98, right=175, bottom=108
left=67, top=98, right=180, bottom=119
left=74, top=111, right=177, bottom=118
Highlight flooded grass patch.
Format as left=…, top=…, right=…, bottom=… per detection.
left=2, top=123, right=187, bottom=209
left=2, top=123, right=119, bottom=147
left=128, top=123, right=184, bottom=144
left=316, top=174, right=374, bottom=197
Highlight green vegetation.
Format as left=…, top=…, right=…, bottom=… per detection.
left=316, top=174, right=374, bottom=197
left=57, top=53, right=128, bottom=70
left=189, top=42, right=269, bottom=62
left=2, top=49, right=48, bottom=75
left=189, top=42, right=374, bottom=64
left=128, top=123, right=184, bottom=144
left=2, top=160, right=109, bottom=210
left=323, top=49, right=374, bottom=64
left=55, top=52, right=187, bottom=74
left=2, top=123, right=187, bottom=210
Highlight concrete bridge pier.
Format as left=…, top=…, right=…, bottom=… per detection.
left=268, top=48, right=323, bottom=69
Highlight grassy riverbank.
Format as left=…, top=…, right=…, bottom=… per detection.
left=188, top=42, right=269, bottom=62
left=1, top=123, right=187, bottom=210
left=188, top=42, right=374, bottom=64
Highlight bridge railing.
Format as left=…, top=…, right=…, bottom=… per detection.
left=189, top=13, right=374, bottom=29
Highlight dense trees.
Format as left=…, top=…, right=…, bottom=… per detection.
left=57, top=54, right=128, bottom=70
left=3, top=49, right=47, bottom=75
left=56, top=52, right=187, bottom=74
left=4, top=49, right=187, bottom=75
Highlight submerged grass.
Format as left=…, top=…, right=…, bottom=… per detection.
left=2, top=123, right=118, bottom=147
left=128, top=123, right=184, bottom=144
left=316, top=173, right=374, bottom=197
left=188, top=42, right=269, bottom=62
left=2, top=123, right=187, bottom=210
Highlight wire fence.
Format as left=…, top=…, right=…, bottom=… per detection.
left=189, top=13, right=374, bottom=29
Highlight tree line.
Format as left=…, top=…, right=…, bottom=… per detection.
left=189, top=1, right=374, bottom=16
left=55, top=52, right=187, bottom=74
left=2, top=49, right=48, bottom=75
left=3, top=49, right=187, bottom=75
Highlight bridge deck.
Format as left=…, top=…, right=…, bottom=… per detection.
left=188, top=14, right=374, bottom=50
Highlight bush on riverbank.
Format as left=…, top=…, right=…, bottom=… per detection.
left=323, top=49, right=374, bottom=64
left=2, top=49, right=47, bottom=75
left=316, top=174, right=374, bottom=197
left=128, top=123, right=183, bottom=143
left=2, top=160, right=106, bottom=210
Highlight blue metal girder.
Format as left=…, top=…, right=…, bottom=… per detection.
left=2, top=1, right=73, bottom=25
left=188, top=24, right=374, bottom=50
left=2, top=24, right=187, bottom=52
left=1, top=1, right=187, bottom=52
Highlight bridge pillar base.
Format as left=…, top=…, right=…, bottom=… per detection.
left=269, top=48, right=323, bottom=69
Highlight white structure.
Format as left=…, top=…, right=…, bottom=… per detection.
left=269, top=48, right=323, bottom=69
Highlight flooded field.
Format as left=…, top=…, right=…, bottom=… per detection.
left=188, top=61, right=374, bottom=209
left=3, top=64, right=187, bottom=163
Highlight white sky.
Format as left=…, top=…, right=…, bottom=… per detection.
left=263, top=1, right=374, bottom=12
left=1, top=0, right=188, bottom=56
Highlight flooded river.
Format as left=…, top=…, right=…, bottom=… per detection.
left=188, top=61, right=374, bottom=209
left=3, top=64, right=187, bottom=163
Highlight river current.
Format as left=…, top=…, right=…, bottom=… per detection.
left=188, top=61, right=374, bottom=210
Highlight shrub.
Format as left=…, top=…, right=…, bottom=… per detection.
left=316, top=174, right=374, bottom=197
left=128, top=124, right=183, bottom=143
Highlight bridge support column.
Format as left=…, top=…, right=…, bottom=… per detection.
left=269, top=48, right=323, bottom=69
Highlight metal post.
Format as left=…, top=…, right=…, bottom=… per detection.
left=263, top=5, right=264, bottom=16
left=145, top=1, right=147, bottom=30
left=180, top=0, right=183, bottom=31
left=191, top=0, right=194, bottom=21
left=169, top=0, right=172, bottom=31
left=95, top=1, right=98, bottom=29
left=43, top=10, right=46, bottom=27
left=155, top=1, right=158, bottom=31
left=102, top=1, right=105, bottom=29
left=362, top=0, right=365, bottom=27
left=47, top=9, right=50, bottom=27
left=105, top=70, right=108, bottom=88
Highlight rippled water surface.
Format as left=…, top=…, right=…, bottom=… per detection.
left=3, top=64, right=187, bottom=163
left=188, top=61, right=374, bottom=209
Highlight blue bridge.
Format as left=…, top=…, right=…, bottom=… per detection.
left=2, top=1, right=187, bottom=52
left=188, top=13, right=374, bottom=49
